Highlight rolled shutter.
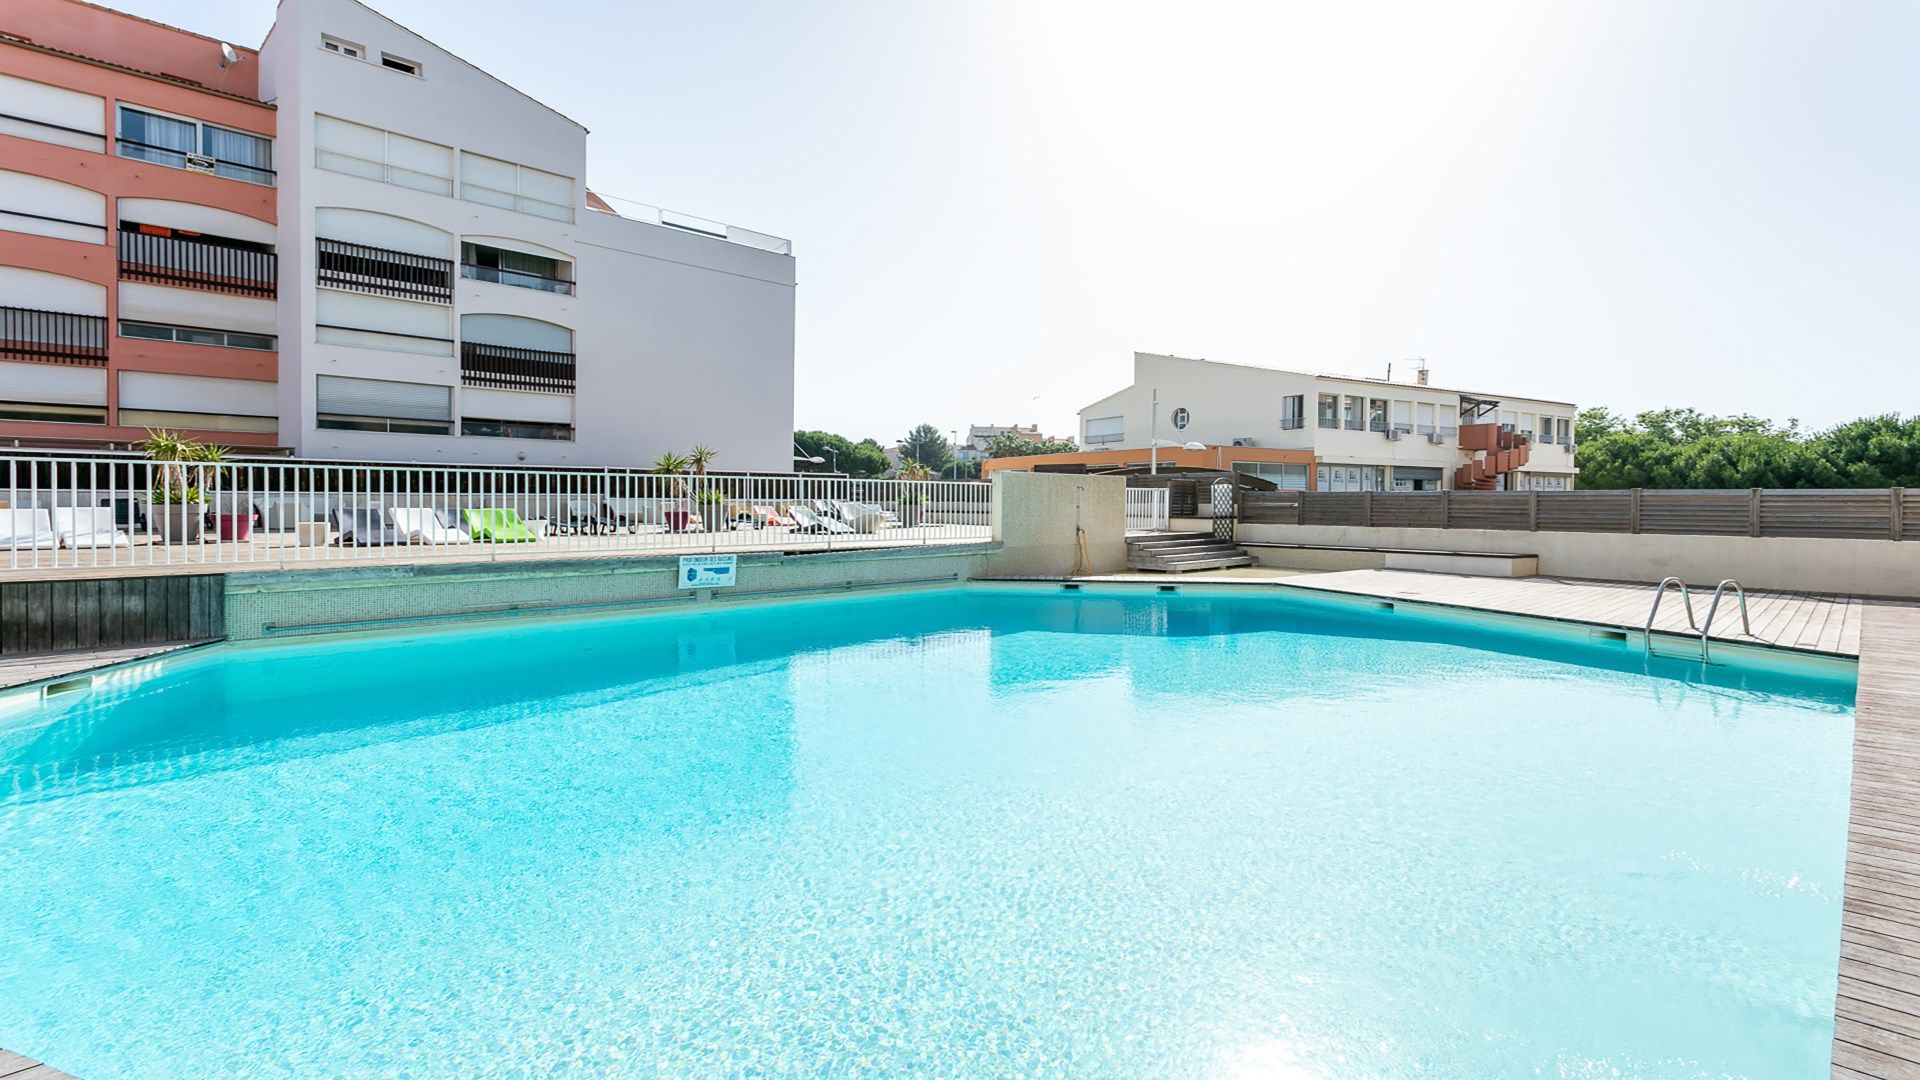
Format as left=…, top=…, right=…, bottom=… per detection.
left=0, top=267, right=107, bottom=315
left=459, top=152, right=517, bottom=208
left=0, top=169, right=105, bottom=243
left=460, top=313, right=571, bottom=352
left=315, top=290, right=452, bottom=355
left=386, top=132, right=453, bottom=195
left=119, top=282, right=276, bottom=334
left=120, top=371, right=275, bottom=415
left=0, top=360, right=107, bottom=405
left=461, top=386, right=573, bottom=423
left=316, top=375, right=450, bottom=421
left=313, top=115, right=384, bottom=180
left=314, top=207, right=449, bottom=258
left=0, top=73, right=105, bottom=151
left=117, top=198, right=274, bottom=245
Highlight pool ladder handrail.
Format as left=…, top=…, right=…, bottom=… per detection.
left=1643, top=576, right=1696, bottom=657
left=1697, top=578, right=1753, bottom=663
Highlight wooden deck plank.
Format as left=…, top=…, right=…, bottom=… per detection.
left=1834, top=601, right=1920, bottom=1078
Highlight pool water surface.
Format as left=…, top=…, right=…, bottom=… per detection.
left=0, top=586, right=1855, bottom=1078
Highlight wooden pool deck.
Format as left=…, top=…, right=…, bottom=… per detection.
left=0, top=1047, right=79, bottom=1080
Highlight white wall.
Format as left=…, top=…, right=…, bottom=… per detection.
left=262, top=0, right=795, bottom=470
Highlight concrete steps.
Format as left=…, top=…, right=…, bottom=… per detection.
left=1125, top=531, right=1255, bottom=573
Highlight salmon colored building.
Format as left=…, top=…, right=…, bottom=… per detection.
left=2, top=0, right=281, bottom=449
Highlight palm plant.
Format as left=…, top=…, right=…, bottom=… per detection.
left=141, top=428, right=227, bottom=505
left=687, top=445, right=718, bottom=476
left=652, top=451, right=691, bottom=475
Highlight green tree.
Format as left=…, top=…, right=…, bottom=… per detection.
left=794, top=430, right=890, bottom=477
left=1572, top=408, right=1919, bottom=489
left=900, top=424, right=953, bottom=473
left=984, top=433, right=1079, bottom=457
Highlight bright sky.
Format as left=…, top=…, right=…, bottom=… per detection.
left=141, top=0, right=1918, bottom=445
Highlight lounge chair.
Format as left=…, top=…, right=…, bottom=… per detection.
left=100, top=497, right=149, bottom=533
left=53, top=507, right=130, bottom=548
left=748, top=503, right=792, bottom=527
left=1, top=508, right=58, bottom=550
left=330, top=507, right=406, bottom=546
left=391, top=507, right=471, bottom=544
left=828, top=499, right=887, bottom=533
left=462, top=507, right=539, bottom=542
left=788, top=504, right=853, bottom=534
left=560, top=499, right=609, bottom=535
left=598, top=499, right=638, bottom=533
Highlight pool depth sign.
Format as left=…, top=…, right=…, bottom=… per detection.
left=679, top=554, right=738, bottom=589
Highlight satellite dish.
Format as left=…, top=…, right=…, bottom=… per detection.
left=219, top=42, right=239, bottom=67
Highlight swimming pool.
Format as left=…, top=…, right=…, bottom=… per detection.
left=0, top=585, right=1854, bottom=1078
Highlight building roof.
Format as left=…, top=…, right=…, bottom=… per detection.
left=0, top=1, right=271, bottom=106
left=1134, top=352, right=1577, bottom=409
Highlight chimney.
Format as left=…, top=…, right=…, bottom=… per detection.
left=1416, top=360, right=1430, bottom=386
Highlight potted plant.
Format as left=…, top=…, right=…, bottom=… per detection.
left=896, top=461, right=933, bottom=528
left=694, top=487, right=730, bottom=531
left=141, top=429, right=227, bottom=543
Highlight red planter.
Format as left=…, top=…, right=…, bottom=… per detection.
left=217, top=513, right=253, bottom=541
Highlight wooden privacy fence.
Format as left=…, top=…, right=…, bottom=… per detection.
left=1237, top=488, right=1920, bottom=541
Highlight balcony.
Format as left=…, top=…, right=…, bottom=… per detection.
left=316, top=238, right=453, bottom=303
left=119, top=231, right=276, bottom=298
left=1279, top=416, right=1305, bottom=430
left=460, top=341, right=576, bottom=393
left=1317, top=417, right=1340, bottom=430
left=459, top=262, right=575, bottom=296
left=0, top=307, right=108, bottom=366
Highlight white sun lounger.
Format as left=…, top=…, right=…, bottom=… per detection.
left=1, top=508, right=58, bottom=551
left=788, top=504, right=853, bottom=534
left=390, top=507, right=471, bottom=544
left=52, top=507, right=130, bottom=548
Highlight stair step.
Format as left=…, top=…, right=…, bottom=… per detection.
left=1128, top=539, right=1233, bottom=554
left=1129, top=554, right=1256, bottom=573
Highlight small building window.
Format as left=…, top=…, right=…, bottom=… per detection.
left=380, top=54, right=421, bottom=76
left=321, top=36, right=363, bottom=58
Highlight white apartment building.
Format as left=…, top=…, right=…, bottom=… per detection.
left=260, top=0, right=795, bottom=469
left=0, top=0, right=794, bottom=469
left=1078, top=353, right=1579, bottom=491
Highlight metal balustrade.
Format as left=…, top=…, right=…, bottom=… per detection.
left=460, top=341, right=577, bottom=393
left=316, top=238, right=454, bottom=302
left=119, top=231, right=277, bottom=297
left=0, top=455, right=994, bottom=571
left=1125, top=488, right=1170, bottom=533
left=0, top=307, right=108, bottom=366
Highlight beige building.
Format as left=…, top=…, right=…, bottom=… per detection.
left=1072, top=352, right=1578, bottom=491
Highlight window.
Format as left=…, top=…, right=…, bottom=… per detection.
left=117, top=106, right=273, bottom=186
left=316, top=374, right=452, bottom=435
left=315, top=290, right=453, bottom=356
left=1317, top=393, right=1339, bottom=429
left=1416, top=401, right=1437, bottom=434
left=118, top=223, right=276, bottom=297
left=380, top=54, right=421, bottom=76
left=1084, top=414, right=1124, bottom=445
left=1392, top=400, right=1412, bottom=433
left=1368, top=398, right=1389, bottom=433
left=314, top=116, right=453, bottom=195
left=460, top=242, right=574, bottom=295
left=119, top=408, right=275, bottom=433
left=321, top=35, right=363, bottom=58
left=461, top=417, right=573, bottom=441
left=0, top=169, right=107, bottom=243
left=1316, top=464, right=1384, bottom=492
left=459, top=152, right=574, bottom=222
left=0, top=400, right=105, bottom=424
left=1279, top=395, right=1305, bottom=430
left=1343, top=395, right=1364, bottom=431
left=1232, top=460, right=1308, bottom=489
left=120, top=320, right=275, bottom=351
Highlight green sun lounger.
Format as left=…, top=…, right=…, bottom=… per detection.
left=462, top=507, right=540, bottom=542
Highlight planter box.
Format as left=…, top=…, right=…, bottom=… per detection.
left=155, top=502, right=206, bottom=543
left=217, top=513, right=253, bottom=542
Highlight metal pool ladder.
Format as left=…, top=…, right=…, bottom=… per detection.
left=1643, top=577, right=1697, bottom=657
left=1644, top=576, right=1754, bottom=662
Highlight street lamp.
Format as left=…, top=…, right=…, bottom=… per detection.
left=950, top=430, right=960, bottom=480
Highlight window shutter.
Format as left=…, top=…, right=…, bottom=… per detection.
left=0, top=267, right=107, bottom=315
left=0, top=169, right=105, bottom=243
left=119, top=282, right=276, bottom=334
left=386, top=132, right=453, bottom=195
left=314, top=115, right=385, bottom=180
left=0, top=360, right=107, bottom=405
left=460, top=313, right=571, bottom=352
left=314, top=207, right=450, bottom=258
left=0, top=73, right=105, bottom=151
left=316, top=375, right=450, bottom=421
left=1084, top=415, right=1124, bottom=440
left=120, top=371, right=275, bottom=415
left=459, top=153, right=518, bottom=208
left=461, top=386, right=573, bottom=424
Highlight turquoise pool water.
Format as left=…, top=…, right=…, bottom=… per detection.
left=0, top=586, right=1854, bottom=1078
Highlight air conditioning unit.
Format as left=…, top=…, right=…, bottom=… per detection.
left=1384, top=428, right=1402, bottom=441
left=1230, top=437, right=1256, bottom=447
left=1426, top=432, right=1446, bottom=445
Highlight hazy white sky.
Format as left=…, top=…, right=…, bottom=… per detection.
left=138, top=0, right=1918, bottom=444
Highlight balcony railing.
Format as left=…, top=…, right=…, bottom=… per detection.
left=1317, top=417, right=1340, bottom=429
left=116, top=139, right=275, bottom=187
left=1280, top=416, right=1305, bottom=430
left=316, top=238, right=453, bottom=303
left=460, top=263, right=575, bottom=296
left=0, top=307, right=108, bottom=366
left=119, top=232, right=276, bottom=298
left=460, top=341, right=576, bottom=393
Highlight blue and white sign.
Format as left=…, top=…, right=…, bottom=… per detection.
left=679, top=554, right=737, bottom=589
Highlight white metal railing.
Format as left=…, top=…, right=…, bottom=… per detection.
left=1126, top=487, right=1170, bottom=533
left=0, top=455, right=992, bottom=571
left=588, top=195, right=793, bottom=256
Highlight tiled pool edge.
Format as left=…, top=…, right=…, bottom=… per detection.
left=1832, top=601, right=1920, bottom=1078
